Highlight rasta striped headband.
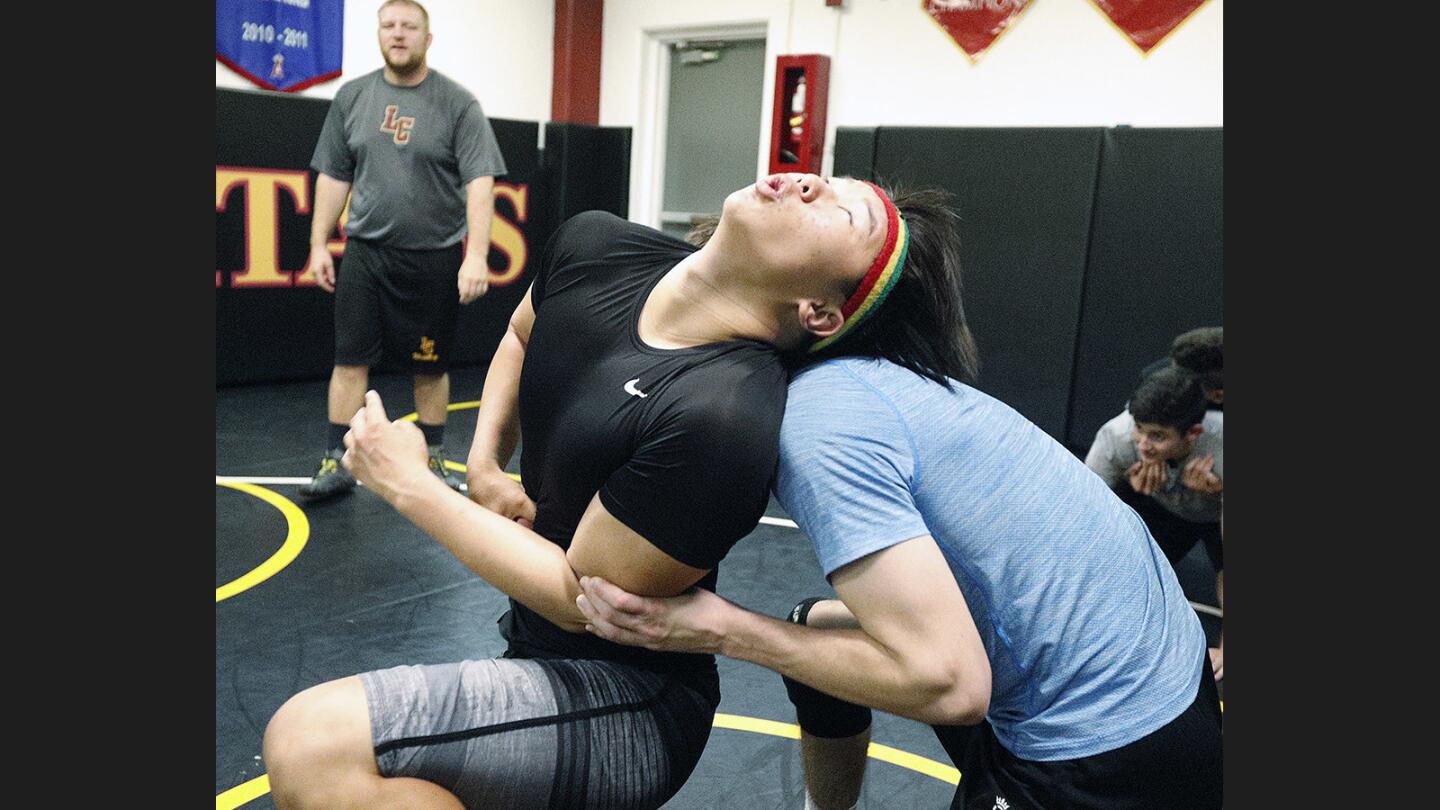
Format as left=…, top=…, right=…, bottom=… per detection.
left=808, top=181, right=909, bottom=353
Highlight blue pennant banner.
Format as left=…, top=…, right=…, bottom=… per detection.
left=217, top=0, right=344, bottom=92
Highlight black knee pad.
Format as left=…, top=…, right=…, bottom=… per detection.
left=782, top=597, right=873, bottom=739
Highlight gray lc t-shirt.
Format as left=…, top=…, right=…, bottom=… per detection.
left=311, top=68, right=507, bottom=249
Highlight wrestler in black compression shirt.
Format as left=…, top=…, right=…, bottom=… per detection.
left=499, top=210, right=789, bottom=703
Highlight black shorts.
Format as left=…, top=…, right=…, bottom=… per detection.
left=333, top=238, right=462, bottom=373
left=936, top=649, right=1223, bottom=810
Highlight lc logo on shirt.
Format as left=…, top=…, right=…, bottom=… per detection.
left=381, top=105, right=415, bottom=145
left=623, top=378, right=648, bottom=398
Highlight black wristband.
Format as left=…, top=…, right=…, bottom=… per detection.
left=787, top=596, right=828, bottom=626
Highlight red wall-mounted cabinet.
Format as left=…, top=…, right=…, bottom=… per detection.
left=768, top=54, right=830, bottom=176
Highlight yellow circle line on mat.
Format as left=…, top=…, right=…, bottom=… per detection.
left=215, top=715, right=957, bottom=806
left=391, top=401, right=520, bottom=481
left=216, top=774, right=269, bottom=810
left=712, top=713, right=959, bottom=785
left=215, top=481, right=310, bottom=603
left=443, top=461, right=524, bottom=478
left=399, top=400, right=481, bottom=421
left=438, top=458, right=519, bottom=482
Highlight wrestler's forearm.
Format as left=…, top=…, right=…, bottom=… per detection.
left=715, top=607, right=985, bottom=727
left=468, top=326, right=525, bottom=470
left=393, top=471, right=586, bottom=631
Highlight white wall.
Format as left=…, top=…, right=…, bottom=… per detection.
left=218, top=0, right=1221, bottom=217
left=601, top=0, right=1220, bottom=219
left=830, top=0, right=1222, bottom=127
left=216, top=0, right=556, bottom=122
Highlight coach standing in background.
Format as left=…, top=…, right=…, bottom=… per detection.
left=300, top=0, right=508, bottom=500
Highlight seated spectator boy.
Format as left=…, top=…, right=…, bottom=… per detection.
left=1087, top=366, right=1224, bottom=679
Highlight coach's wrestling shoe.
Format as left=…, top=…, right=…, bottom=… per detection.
left=429, top=446, right=465, bottom=493
left=298, top=448, right=356, bottom=500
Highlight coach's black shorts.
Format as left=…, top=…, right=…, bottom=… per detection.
left=334, top=238, right=463, bottom=373
left=936, top=649, right=1223, bottom=810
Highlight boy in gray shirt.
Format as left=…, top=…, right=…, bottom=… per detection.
left=1087, top=365, right=1223, bottom=679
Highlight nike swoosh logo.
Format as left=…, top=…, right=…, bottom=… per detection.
left=623, top=378, right=648, bottom=398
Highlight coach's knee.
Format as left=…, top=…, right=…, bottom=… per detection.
left=334, top=364, right=369, bottom=382
left=263, top=677, right=373, bottom=809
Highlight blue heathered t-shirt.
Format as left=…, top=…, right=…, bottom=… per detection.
left=774, top=357, right=1205, bottom=761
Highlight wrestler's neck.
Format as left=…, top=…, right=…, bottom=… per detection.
left=638, top=249, right=787, bottom=351
left=384, top=62, right=429, bottom=87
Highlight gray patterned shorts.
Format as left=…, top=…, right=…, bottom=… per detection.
left=361, top=657, right=716, bottom=809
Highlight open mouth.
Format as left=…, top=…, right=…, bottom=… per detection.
left=754, top=175, right=787, bottom=201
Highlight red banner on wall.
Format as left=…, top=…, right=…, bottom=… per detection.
left=1089, top=0, right=1212, bottom=53
left=923, top=0, right=1033, bottom=62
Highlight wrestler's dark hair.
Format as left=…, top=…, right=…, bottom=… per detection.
left=810, top=185, right=979, bottom=387
left=379, top=0, right=429, bottom=28
left=686, top=183, right=980, bottom=388
left=1129, top=366, right=1208, bottom=432
left=684, top=217, right=718, bottom=248
left=1170, top=326, right=1222, bottom=394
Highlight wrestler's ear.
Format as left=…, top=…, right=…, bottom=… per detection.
left=798, top=299, right=844, bottom=340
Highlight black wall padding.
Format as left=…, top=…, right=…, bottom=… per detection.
left=216, top=89, right=336, bottom=385
left=832, top=127, right=876, bottom=181
left=1066, top=128, right=1223, bottom=450
left=541, top=122, right=632, bottom=230
left=218, top=92, right=1222, bottom=446
left=860, top=127, right=1105, bottom=442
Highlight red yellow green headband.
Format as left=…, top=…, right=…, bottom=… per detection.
left=809, top=181, right=908, bottom=353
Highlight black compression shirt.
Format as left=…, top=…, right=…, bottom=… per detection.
left=498, top=211, right=788, bottom=699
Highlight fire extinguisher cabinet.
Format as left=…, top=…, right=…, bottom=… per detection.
left=768, top=54, right=831, bottom=176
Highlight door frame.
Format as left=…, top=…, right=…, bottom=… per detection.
left=630, top=21, right=771, bottom=228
